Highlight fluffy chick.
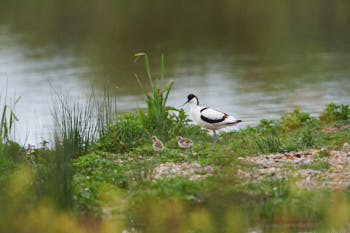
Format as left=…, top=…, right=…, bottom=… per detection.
left=177, top=136, right=193, bottom=149
left=151, top=136, right=164, bottom=152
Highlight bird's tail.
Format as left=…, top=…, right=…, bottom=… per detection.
left=226, top=120, right=242, bottom=125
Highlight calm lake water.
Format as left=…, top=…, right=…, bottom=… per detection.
left=0, top=1, right=350, bottom=144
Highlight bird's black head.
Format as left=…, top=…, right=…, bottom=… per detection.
left=187, top=94, right=199, bottom=105
left=178, top=94, right=199, bottom=108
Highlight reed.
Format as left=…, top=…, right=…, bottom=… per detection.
left=134, top=53, right=175, bottom=139
left=0, top=85, right=20, bottom=165
left=51, top=87, right=117, bottom=157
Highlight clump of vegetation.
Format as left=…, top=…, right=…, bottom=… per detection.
left=0, top=90, right=25, bottom=195
left=281, top=108, right=311, bottom=131
left=51, top=88, right=117, bottom=158
left=135, top=53, right=176, bottom=140
left=93, top=113, right=146, bottom=153
left=318, top=150, right=331, bottom=158
left=0, top=92, right=20, bottom=164
left=299, top=160, right=331, bottom=171
left=299, top=124, right=316, bottom=148
left=319, top=102, right=350, bottom=123
left=257, top=118, right=281, bottom=135
left=256, top=136, right=282, bottom=154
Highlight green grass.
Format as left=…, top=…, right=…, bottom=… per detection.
left=51, top=87, right=117, bottom=158
left=317, top=150, right=331, bottom=158
left=299, top=160, right=331, bottom=171
left=256, top=136, right=282, bottom=154
left=0, top=89, right=20, bottom=164
left=92, top=113, right=146, bottom=153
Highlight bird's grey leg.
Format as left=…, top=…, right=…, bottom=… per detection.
left=213, top=130, right=218, bottom=148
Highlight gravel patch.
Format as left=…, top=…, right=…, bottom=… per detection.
left=237, top=143, right=350, bottom=190
left=153, top=162, right=213, bottom=180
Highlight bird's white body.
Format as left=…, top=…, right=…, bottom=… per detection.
left=188, top=97, right=240, bottom=131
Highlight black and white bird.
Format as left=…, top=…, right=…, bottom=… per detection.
left=179, top=94, right=242, bottom=147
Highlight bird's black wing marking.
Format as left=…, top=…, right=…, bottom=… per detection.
left=200, top=107, right=228, bottom=124
left=200, top=115, right=225, bottom=123
left=200, top=107, right=208, bottom=112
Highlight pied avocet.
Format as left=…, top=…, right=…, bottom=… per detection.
left=179, top=94, right=242, bottom=148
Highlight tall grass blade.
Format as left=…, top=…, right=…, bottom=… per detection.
left=135, top=53, right=153, bottom=88
left=161, top=53, right=164, bottom=82
left=135, top=74, right=149, bottom=98
left=0, top=105, right=8, bottom=141
left=163, top=80, right=174, bottom=107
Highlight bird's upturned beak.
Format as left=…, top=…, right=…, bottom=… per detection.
left=177, top=100, right=188, bottom=108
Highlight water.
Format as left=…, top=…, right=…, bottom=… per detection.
left=0, top=1, right=350, bottom=144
